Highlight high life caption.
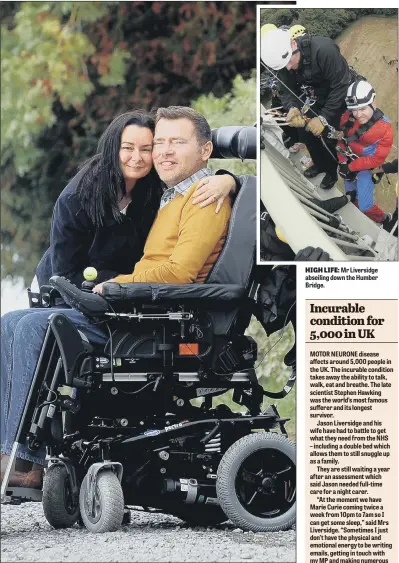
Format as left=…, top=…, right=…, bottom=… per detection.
left=305, top=267, right=379, bottom=290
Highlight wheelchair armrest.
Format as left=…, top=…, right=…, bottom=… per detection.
left=101, top=282, right=246, bottom=305
left=49, top=276, right=246, bottom=317
left=49, top=276, right=111, bottom=318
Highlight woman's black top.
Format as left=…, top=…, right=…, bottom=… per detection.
left=35, top=168, right=239, bottom=288
left=36, top=168, right=162, bottom=288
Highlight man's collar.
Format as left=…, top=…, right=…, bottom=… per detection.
left=165, top=167, right=212, bottom=195
left=159, top=167, right=212, bottom=210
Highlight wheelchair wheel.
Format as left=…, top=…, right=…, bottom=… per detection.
left=79, top=470, right=124, bottom=533
left=216, top=432, right=296, bottom=532
left=42, top=464, right=80, bottom=529
left=173, top=505, right=228, bottom=527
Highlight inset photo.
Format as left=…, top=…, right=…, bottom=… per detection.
left=258, top=7, right=398, bottom=262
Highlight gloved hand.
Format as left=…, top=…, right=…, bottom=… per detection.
left=338, top=162, right=356, bottom=182
left=286, top=107, right=306, bottom=128
left=294, top=247, right=331, bottom=261
left=305, top=116, right=325, bottom=136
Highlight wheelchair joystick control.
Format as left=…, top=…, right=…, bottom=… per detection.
left=81, top=267, right=98, bottom=293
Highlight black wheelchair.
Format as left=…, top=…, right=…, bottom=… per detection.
left=1, top=127, right=296, bottom=533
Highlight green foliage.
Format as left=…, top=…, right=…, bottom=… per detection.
left=192, top=72, right=256, bottom=176
left=54, top=1, right=109, bottom=21
left=1, top=2, right=120, bottom=175
left=260, top=8, right=298, bottom=27
left=297, top=9, right=357, bottom=40
left=2, top=1, right=257, bottom=284
left=260, top=7, right=397, bottom=39
left=1, top=176, right=52, bottom=280
left=98, top=48, right=131, bottom=87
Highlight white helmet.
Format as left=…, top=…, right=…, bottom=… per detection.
left=261, top=23, right=278, bottom=38
left=345, top=80, right=375, bottom=110
left=261, top=29, right=292, bottom=71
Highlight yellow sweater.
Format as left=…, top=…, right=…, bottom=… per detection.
left=112, top=181, right=231, bottom=284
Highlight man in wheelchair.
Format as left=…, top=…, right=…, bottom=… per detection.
left=1, top=108, right=296, bottom=534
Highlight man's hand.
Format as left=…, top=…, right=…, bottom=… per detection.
left=286, top=107, right=306, bottom=128
left=295, top=247, right=331, bottom=261
left=306, top=117, right=325, bottom=137
left=338, top=162, right=356, bottom=182
left=93, top=282, right=105, bottom=295
left=192, top=175, right=233, bottom=213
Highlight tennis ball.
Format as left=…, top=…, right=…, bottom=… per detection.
left=83, top=267, right=98, bottom=281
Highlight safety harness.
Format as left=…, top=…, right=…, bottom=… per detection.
left=297, top=34, right=312, bottom=84
left=295, top=34, right=318, bottom=106
left=337, top=108, right=386, bottom=183
left=341, top=108, right=385, bottom=144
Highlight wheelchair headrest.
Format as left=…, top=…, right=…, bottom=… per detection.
left=211, top=126, right=257, bottom=160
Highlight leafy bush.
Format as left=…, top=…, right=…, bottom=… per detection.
left=2, top=1, right=257, bottom=283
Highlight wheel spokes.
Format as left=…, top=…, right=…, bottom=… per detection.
left=246, top=489, right=260, bottom=506
left=236, top=448, right=296, bottom=519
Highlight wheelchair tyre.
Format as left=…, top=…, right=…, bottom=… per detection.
left=173, top=505, right=227, bottom=527
left=42, top=465, right=80, bottom=529
left=216, top=432, right=296, bottom=532
left=79, top=470, right=124, bottom=533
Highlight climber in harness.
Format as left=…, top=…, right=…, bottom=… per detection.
left=337, top=79, right=394, bottom=229
left=261, top=28, right=353, bottom=190
left=261, top=24, right=308, bottom=153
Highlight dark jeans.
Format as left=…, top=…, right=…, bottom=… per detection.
left=1, top=308, right=108, bottom=464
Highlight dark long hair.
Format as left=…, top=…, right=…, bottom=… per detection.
left=76, top=110, right=159, bottom=227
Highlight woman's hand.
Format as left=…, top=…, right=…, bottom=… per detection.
left=192, top=175, right=235, bottom=213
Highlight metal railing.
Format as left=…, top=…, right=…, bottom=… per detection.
left=260, top=136, right=396, bottom=261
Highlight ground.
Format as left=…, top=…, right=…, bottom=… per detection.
left=1, top=503, right=295, bottom=562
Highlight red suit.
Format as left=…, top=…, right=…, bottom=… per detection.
left=337, top=110, right=393, bottom=222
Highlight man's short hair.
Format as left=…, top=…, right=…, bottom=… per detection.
left=155, top=106, right=212, bottom=145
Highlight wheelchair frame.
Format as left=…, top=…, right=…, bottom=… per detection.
left=2, top=299, right=296, bottom=533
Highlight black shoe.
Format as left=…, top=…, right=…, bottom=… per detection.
left=303, top=164, right=321, bottom=179
left=310, top=195, right=348, bottom=214
left=320, top=173, right=338, bottom=190
left=346, top=190, right=357, bottom=203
